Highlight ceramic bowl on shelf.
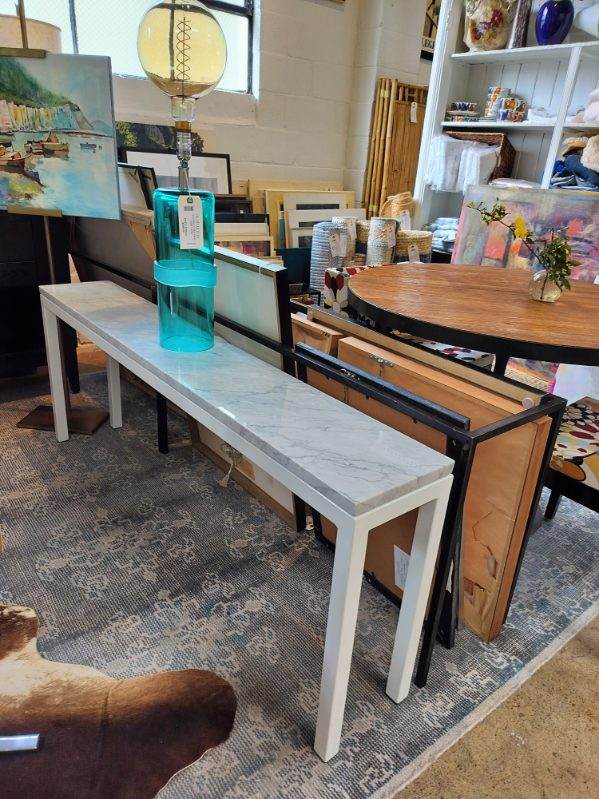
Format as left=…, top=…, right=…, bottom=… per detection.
left=445, top=112, right=481, bottom=123
left=497, top=95, right=529, bottom=122
left=450, top=101, right=479, bottom=113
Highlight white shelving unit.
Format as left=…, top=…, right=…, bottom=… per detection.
left=414, top=0, right=599, bottom=227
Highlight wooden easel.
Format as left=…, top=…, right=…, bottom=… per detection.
left=5, top=0, right=108, bottom=435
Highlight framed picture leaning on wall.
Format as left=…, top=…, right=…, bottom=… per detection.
left=137, top=165, right=158, bottom=209
left=421, top=2, right=440, bottom=61
left=123, top=149, right=232, bottom=195
left=117, top=164, right=148, bottom=210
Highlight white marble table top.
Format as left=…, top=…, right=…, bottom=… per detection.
left=41, top=282, right=453, bottom=516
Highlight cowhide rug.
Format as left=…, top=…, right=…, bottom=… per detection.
left=0, top=604, right=237, bottom=798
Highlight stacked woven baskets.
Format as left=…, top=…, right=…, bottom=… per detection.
left=309, top=220, right=353, bottom=291
left=356, top=220, right=370, bottom=255
left=366, top=218, right=397, bottom=265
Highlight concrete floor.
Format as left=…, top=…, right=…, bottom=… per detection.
left=397, top=615, right=599, bottom=799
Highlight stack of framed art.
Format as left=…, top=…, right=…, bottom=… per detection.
left=214, top=219, right=273, bottom=258
left=258, top=188, right=359, bottom=249
left=285, top=206, right=366, bottom=249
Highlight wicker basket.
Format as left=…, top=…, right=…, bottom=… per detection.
left=446, top=131, right=515, bottom=180
left=380, top=192, right=414, bottom=218
left=396, top=230, right=433, bottom=260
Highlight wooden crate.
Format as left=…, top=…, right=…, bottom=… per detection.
left=292, top=313, right=345, bottom=356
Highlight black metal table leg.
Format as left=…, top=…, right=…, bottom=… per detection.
left=293, top=495, right=307, bottom=532
left=545, top=488, right=562, bottom=520
left=60, top=321, right=80, bottom=394
left=493, top=352, right=510, bottom=375
left=156, top=393, right=169, bottom=454
left=415, top=440, right=475, bottom=688
left=436, top=514, right=462, bottom=650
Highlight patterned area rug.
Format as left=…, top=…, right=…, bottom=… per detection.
left=1, top=374, right=597, bottom=799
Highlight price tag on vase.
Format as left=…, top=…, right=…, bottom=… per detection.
left=386, top=225, right=397, bottom=248
left=330, top=230, right=347, bottom=258
left=399, top=210, right=412, bottom=231
left=408, top=244, right=420, bottom=263
left=178, top=194, right=203, bottom=250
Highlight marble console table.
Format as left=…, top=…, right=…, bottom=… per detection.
left=39, top=281, right=453, bottom=761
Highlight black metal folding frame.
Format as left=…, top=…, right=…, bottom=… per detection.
left=292, top=342, right=566, bottom=687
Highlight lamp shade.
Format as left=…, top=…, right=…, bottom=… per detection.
left=0, top=15, right=62, bottom=52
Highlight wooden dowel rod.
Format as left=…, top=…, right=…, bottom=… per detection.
left=17, top=0, right=28, bottom=48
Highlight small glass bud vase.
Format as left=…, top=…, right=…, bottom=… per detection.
left=529, top=269, right=562, bottom=303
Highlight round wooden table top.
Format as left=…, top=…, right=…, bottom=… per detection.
left=348, top=264, right=599, bottom=366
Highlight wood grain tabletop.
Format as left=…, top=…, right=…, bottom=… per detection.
left=349, top=264, right=599, bottom=359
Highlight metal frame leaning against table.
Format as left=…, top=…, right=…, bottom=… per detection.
left=293, top=341, right=567, bottom=684
left=38, top=281, right=453, bottom=762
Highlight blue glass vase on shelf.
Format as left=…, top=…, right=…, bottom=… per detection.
left=137, top=0, right=227, bottom=352
left=536, top=0, right=574, bottom=45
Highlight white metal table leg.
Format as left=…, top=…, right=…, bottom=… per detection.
left=386, top=478, right=452, bottom=703
left=41, top=304, right=69, bottom=442
left=106, top=356, right=122, bottom=429
left=314, top=521, right=368, bottom=762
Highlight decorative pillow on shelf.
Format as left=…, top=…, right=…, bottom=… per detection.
left=551, top=397, right=599, bottom=490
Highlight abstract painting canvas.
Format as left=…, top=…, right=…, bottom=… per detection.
left=453, top=185, right=599, bottom=284
left=0, top=54, right=120, bottom=219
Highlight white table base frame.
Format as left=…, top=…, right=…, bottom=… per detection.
left=41, top=293, right=453, bottom=762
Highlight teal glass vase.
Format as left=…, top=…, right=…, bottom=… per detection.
left=153, top=187, right=217, bottom=352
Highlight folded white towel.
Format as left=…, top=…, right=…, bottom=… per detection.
left=457, top=143, right=499, bottom=192
left=426, top=135, right=472, bottom=192
left=426, top=136, right=499, bottom=194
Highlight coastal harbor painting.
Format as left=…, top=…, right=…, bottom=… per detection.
left=0, top=53, right=120, bottom=219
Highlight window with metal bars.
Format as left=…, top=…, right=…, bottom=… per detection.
left=0, top=0, right=255, bottom=94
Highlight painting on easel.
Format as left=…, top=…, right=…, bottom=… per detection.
left=0, top=53, right=120, bottom=219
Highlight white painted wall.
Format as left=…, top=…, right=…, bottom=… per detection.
left=112, top=0, right=429, bottom=195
